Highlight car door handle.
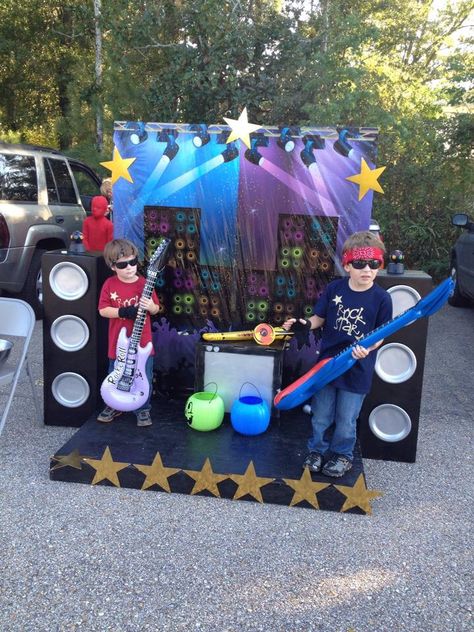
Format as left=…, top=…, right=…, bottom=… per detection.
left=55, top=216, right=65, bottom=224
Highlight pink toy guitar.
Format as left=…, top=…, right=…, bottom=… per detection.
left=100, top=238, right=170, bottom=412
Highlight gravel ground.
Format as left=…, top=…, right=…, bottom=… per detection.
left=0, top=304, right=472, bottom=632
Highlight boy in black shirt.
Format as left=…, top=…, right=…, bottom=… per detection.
left=284, top=231, right=392, bottom=477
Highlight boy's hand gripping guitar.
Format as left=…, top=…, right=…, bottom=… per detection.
left=100, top=238, right=171, bottom=412
left=274, top=277, right=454, bottom=411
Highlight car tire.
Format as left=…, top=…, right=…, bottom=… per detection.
left=18, top=248, right=46, bottom=319
left=448, top=260, right=470, bottom=307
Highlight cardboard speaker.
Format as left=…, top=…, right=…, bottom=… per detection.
left=358, top=270, right=433, bottom=462
left=42, top=251, right=110, bottom=426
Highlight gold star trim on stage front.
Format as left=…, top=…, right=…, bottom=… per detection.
left=134, top=453, right=180, bottom=492
left=223, top=107, right=261, bottom=149
left=346, top=157, right=386, bottom=201
left=100, top=146, right=136, bottom=185
left=335, top=474, right=383, bottom=515
left=283, top=469, right=330, bottom=509
left=183, top=458, right=228, bottom=497
left=50, top=449, right=84, bottom=471
left=83, top=446, right=130, bottom=487
left=229, top=461, right=274, bottom=503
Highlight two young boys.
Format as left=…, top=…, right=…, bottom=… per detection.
left=95, top=231, right=390, bottom=470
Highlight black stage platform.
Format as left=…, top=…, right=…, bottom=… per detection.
left=50, top=399, right=382, bottom=515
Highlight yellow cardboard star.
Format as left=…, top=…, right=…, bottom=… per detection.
left=283, top=469, right=330, bottom=509
left=334, top=473, right=383, bottom=515
left=223, top=107, right=261, bottom=149
left=50, top=449, right=84, bottom=471
left=100, top=146, right=136, bottom=185
left=134, top=452, right=180, bottom=492
left=83, top=446, right=130, bottom=487
left=229, top=461, right=274, bottom=503
left=183, top=457, right=228, bottom=497
left=346, top=157, right=386, bottom=201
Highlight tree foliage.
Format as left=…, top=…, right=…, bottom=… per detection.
left=0, top=0, right=472, bottom=277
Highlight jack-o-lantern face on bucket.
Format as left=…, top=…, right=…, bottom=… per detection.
left=184, top=391, right=225, bottom=432
left=185, top=400, right=194, bottom=425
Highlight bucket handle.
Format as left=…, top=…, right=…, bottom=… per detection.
left=203, top=382, right=219, bottom=402
left=239, top=381, right=263, bottom=400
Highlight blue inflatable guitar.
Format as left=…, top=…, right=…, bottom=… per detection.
left=274, top=277, right=454, bottom=411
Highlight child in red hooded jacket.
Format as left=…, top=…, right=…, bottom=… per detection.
left=82, top=195, right=114, bottom=251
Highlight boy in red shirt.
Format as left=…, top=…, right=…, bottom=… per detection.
left=82, top=195, right=113, bottom=252
left=97, top=239, right=159, bottom=426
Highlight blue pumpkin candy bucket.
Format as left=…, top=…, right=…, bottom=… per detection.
left=230, top=382, right=270, bottom=436
left=185, top=382, right=224, bottom=432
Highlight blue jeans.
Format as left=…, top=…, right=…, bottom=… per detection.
left=308, top=384, right=366, bottom=461
left=108, top=356, right=154, bottom=414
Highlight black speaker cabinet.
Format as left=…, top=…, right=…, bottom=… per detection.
left=195, top=339, right=286, bottom=417
left=358, top=270, right=433, bottom=462
left=42, top=251, right=111, bottom=426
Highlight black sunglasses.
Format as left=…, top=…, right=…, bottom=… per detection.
left=114, top=256, right=138, bottom=269
left=351, top=259, right=382, bottom=270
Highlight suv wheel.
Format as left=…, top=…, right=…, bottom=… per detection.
left=448, top=259, right=470, bottom=307
left=18, top=249, right=46, bottom=319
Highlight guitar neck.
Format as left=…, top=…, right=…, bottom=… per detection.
left=128, top=271, right=157, bottom=352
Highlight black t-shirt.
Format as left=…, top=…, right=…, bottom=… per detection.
left=314, top=277, right=393, bottom=393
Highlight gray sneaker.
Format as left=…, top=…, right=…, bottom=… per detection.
left=136, top=410, right=152, bottom=427
left=322, top=455, right=352, bottom=478
left=303, top=452, right=323, bottom=472
left=97, top=406, right=122, bottom=423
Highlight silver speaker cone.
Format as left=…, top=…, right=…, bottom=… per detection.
left=368, top=404, right=412, bottom=442
left=51, top=372, right=90, bottom=408
left=49, top=262, right=89, bottom=301
left=375, top=342, right=417, bottom=384
left=50, top=315, right=90, bottom=352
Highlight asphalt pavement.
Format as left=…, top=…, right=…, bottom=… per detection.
left=0, top=304, right=473, bottom=631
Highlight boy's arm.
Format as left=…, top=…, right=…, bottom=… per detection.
left=99, top=306, right=120, bottom=319
left=308, top=314, right=325, bottom=330
left=282, top=314, right=325, bottom=331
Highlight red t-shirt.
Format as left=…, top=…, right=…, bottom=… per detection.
left=98, top=275, right=159, bottom=359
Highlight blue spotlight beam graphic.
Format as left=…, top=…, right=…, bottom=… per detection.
left=307, top=163, right=338, bottom=215
left=260, top=159, right=338, bottom=216
left=154, top=154, right=224, bottom=201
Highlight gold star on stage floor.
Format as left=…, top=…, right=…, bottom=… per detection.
left=100, top=146, right=136, bottom=185
left=346, top=157, right=386, bottom=201
left=50, top=449, right=84, bottom=471
left=283, top=469, right=330, bottom=509
left=335, top=473, right=383, bottom=515
left=183, top=458, right=228, bottom=497
left=229, top=461, right=274, bottom=503
left=134, top=453, right=180, bottom=492
left=83, top=446, right=130, bottom=487
left=223, top=107, right=261, bottom=149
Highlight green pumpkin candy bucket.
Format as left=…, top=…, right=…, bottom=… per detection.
left=185, top=383, right=224, bottom=432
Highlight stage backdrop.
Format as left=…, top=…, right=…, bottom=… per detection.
left=111, top=122, right=379, bottom=393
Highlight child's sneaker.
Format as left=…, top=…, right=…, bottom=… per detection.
left=97, top=406, right=122, bottom=423
left=322, top=455, right=352, bottom=477
left=136, top=410, right=152, bottom=427
left=303, top=452, right=323, bottom=472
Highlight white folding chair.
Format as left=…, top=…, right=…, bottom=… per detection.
left=0, top=297, right=42, bottom=436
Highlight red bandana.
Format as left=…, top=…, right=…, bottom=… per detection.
left=342, top=247, right=385, bottom=266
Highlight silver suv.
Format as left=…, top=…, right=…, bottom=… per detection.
left=0, top=142, right=102, bottom=317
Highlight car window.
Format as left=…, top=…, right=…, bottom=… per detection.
left=70, top=163, right=101, bottom=196
left=44, top=158, right=77, bottom=204
left=0, top=153, right=38, bottom=202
